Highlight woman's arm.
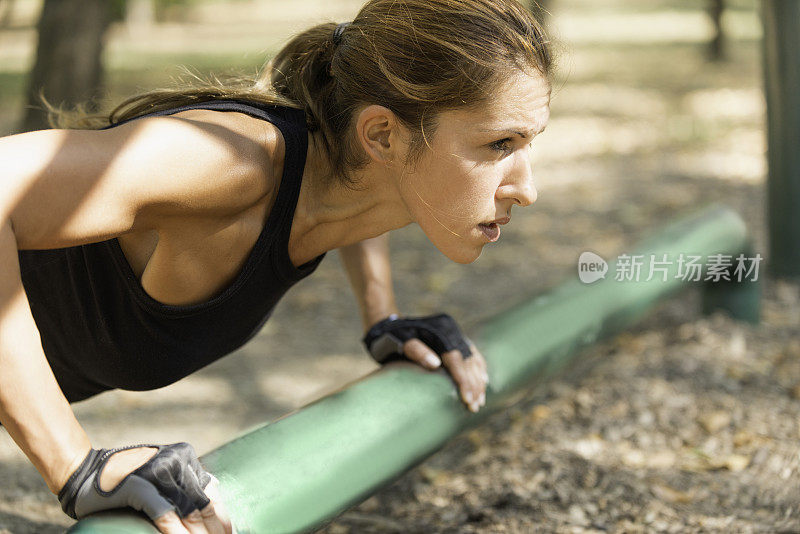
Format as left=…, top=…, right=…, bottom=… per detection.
left=0, top=118, right=261, bottom=531
left=338, top=234, right=399, bottom=333
left=0, top=116, right=268, bottom=487
left=0, top=220, right=92, bottom=493
left=340, top=234, right=488, bottom=413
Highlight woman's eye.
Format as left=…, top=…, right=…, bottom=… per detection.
left=489, top=138, right=514, bottom=155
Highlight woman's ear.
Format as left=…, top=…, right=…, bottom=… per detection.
left=355, top=104, right=406, bottom=165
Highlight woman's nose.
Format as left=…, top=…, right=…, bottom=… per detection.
left=498, top=150, right=538, bottom=207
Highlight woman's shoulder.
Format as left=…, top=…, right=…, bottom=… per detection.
left=158, top=106, right=285, bottom=209
left=87, top=104, right=287, bottom=237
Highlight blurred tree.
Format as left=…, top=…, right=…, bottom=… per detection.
left=0, top=0, right=15, bottom=28
left=111, top=0, right=130, bottom=22
left=124, top=0, right=155, bottom=31
left=153, top=0, right=190, bottom=22
left=708, top=0, right=725, bottom=61
left=20, top=0, right=112, bottom=132
left=762, top=0, right=800, bottom=278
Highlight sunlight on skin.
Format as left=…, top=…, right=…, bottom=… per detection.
left=397, top=70, right=551, bottom=265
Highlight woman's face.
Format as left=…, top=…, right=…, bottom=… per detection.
left=397, top=70, right=551, bottom=263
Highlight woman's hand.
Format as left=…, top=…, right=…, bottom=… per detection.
left=403, top=337, right=488, bottom=413
left=362, top=313, right=489, bottom=412
left=59, top=442, right=232, bottom=534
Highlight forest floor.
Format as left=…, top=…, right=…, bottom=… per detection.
left=1, top=0, right=797, bottom=533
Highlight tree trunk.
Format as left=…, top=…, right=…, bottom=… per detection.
left=125, top=0, right=154, bottom=34
left=708, top=0, right=725, bottom=61
left=0, top=0, right=16, bottom=29
left=20, top=0, right=111, bottom=132
left=762, top=0, right=800, bottom=278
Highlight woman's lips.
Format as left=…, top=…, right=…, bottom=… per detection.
left=478, top=222, right=500, bottom=242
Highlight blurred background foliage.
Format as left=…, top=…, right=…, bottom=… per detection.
left=0, top=0, right=758, bottom=135
left=3, top=2, right=794, bottom=532
left=0, top=0, right=368, bottom=133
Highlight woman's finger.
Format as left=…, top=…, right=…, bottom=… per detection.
left=467, top=340, right=489, bottom=380
left=401, top=338, right=442, bottom=369
left=153, top=510, right=192, bottom=534
left=198, top=503, right=226, bottom=534
left=400, top=337, right=487, bottom=412
left=441, top=350, right=482, bottom=411
left=467, top=344, right=490, bottom=386
left=180, top=508, right=211, bottom=534
left=200, top=477, right=232, bottom=534
left=469, top=351, right=489, bottom=407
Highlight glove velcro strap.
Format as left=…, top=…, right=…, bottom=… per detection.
left=367, top=332, right=407, bottom=365
left=362, top=313, right=472, bottom=364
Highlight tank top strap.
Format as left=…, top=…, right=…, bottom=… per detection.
left=106, top=99, right=324, bottom=283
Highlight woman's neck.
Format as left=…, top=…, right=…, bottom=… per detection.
left=288, top=132, right=414, bottom=266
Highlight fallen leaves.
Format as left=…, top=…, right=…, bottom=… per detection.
left=698, top=410, right=732, bottom=434
left=651, top=483, right=695, bottom=504
left=680, top=448, right=752, bottom=473
left=528, top=404, right=552, bottom=423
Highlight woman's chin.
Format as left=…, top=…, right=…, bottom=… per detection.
left=440, top=241, right=483, bottom=264
left=423, top=225, right=484, bottom=264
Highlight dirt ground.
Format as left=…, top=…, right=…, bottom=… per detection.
left=317, top=284, right=800, bottom=534
left=1, top=0, right=798, bottom=533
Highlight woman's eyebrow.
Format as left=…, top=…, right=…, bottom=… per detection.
left=478, top=125, right=546, bottom=138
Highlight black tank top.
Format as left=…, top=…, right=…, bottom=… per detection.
left=17, top=100, right=326, bottom=402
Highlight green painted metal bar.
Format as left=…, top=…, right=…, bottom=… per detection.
left=762, top=0, right=800, bottom=279
left=68, top=203, right=754, bottom=534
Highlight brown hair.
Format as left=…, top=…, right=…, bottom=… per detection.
left=46, top=0, right=553, bottom=188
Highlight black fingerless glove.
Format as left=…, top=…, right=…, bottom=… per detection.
left=58, top=442, right=212, bottom=521
left=362, top=312, right=472, bottom=365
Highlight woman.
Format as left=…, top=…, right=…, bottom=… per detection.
left=0, top=0, right=552, bottom=531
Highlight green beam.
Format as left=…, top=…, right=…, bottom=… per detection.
left=68, top=203, right=754, bottom=534
left=762, top=0, right=800, bottom=279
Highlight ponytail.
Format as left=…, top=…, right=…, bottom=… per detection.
left=266, top=22, right=365, bottom=187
